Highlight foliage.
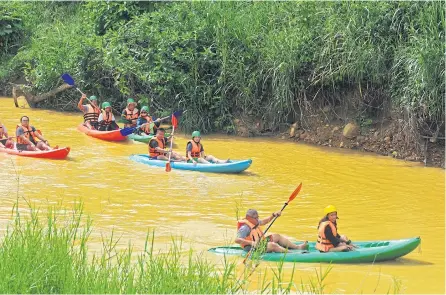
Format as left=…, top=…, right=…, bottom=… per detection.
left=0, top=1, right=443, bottom=136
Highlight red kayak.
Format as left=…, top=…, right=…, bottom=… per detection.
left=0, top=146, right=70, bottom=159
left=77, top=124, right=127, bottom=142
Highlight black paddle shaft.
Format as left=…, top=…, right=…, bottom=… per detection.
left=262, top=201, right=289, bottom=235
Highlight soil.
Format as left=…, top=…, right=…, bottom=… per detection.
left=233, top=113, right=445, bottom=169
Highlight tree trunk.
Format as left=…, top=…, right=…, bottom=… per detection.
left=12, top=83, right=72, bottom=107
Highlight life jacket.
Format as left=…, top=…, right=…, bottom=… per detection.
left=237, top=219, right=264, bottom=249
left=149, top=136, right=166, bottom=157
left=83, top=104, right=100, bottom=123
left=140, top=116, right=154, bottom=134
left=186, top=140, right=202, bottom=159
left=124, top=108, right=139, bottom=127
left=16, top=125, right=39, bottom=145
left=316, top=220, right=337, bottom=252
left=101, top=110, right=113, bottom=126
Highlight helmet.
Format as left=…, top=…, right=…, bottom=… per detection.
left=89, top=95, right=97, bottom=101
left=323, top=205, right=337, bottom=216
left=191, top=131, right=201, bottom=138
left=140, top=106, right=149, bottom=113
left=127, top=98, right=136, bottom=106
left=102, top=102, right=111, bottom=109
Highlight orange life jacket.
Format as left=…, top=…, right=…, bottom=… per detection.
left=83, top=104, right=100, bottom=123
left=124, top=107, right=139, bottom=127
left=237, top=219, right=265, bottom=249
left=316, top=220, right=337, bottom=252
left=16, top=125, right=39, bottom=145
left=101, top=110, right=113, bottom=126
left=149, top=136, right=166, bottom=157
left=186, top=140, right=202, bottom=160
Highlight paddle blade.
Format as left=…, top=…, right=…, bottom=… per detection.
left=61, top=73, right=75, bottom=86
left=166, top=162, right=171, bottom=172
left=288, top=183, right=302, bottom=204
left=120, top=127, right=136, bottom=136
left=171, top=113, right=178, bottom=128
left=172, top=110, right=184, bottom=118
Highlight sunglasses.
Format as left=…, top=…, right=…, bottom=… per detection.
left=22, top=120, right=29, bottom=122
left=141, top=111, right=148, bottom=114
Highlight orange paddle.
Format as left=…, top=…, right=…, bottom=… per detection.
left=165, top=125, right=175, bottom=172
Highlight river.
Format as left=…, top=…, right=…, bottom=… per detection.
left=0, top=97, right=444, bottom=293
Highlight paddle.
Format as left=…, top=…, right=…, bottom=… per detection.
left=242, top=183, right=303, bottom=265
left=61, top=73, right=86, bottom=97
left=166, top=111, right=181, bottom=172
left=120, top=110, right=185, bottom=136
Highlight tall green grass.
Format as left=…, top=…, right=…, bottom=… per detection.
left=0, top=200, right=407, bottom=294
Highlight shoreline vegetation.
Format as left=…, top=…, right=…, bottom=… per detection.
left=0, top=1, right=444, bottom=168
left=0, top=201, right=402, bottom=294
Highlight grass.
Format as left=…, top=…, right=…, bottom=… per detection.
left=0, top=199, right=406, bottom=294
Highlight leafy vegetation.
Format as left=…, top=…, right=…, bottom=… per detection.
left=0, top=1, right=443, bottom=136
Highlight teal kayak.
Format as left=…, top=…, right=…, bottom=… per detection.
left=130, top=154, right=252, bottom=173
left=128, top=133, right=171, bottom=143
left=208, top=237, right=420, bottom=263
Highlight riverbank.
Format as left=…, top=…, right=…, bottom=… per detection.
left=233, top=111, right=445, bottom=169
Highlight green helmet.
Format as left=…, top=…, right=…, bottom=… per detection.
left=192, top=131, right=201, bottom=138
left=127, top=98, right=136, bottom=105
left=141, top=106, right=149, bottom=113
left=89, top=95, right=97, bottom=101
left=102, top=102, right=111, bottom=109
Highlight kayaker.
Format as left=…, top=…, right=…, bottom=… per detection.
left=78, top=94, right=100, bottom=130
left=121, top=98, right=139, bottom=128
left=98, top=102, right=120, bottom=131
left=316, top=205, right=357, bottom=252
left=16, top=116, right=52, bottom=151
left=235, top=209, right=308, bottom=253
left=0, top=121, right=13, bottom=148
left=186, top=131, right=229, bottom=165
left=148, top=128, right=186, bottom=161
left=136, top=106, right=161, bottom=135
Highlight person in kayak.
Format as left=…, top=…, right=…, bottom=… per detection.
left=16, top=116, right=52, bottom=151
left=186, top=131, right=229, bottom=165
left=121, top=98, right=139, bottom=128
left=98, top=102, right=120, bottom=131
left=78, top=94, right=100, bottom=130
left=136, top=106, right=161, bottom=135
left=235, top=209, right=308, bottom=253
left=0, top=121, right=14, bottom=148
left=316, top=205, right=357, bottom=252
left=149, top=128, right=186, bottom=161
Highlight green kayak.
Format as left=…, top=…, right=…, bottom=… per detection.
left=128, top=132, right=171, bottom=143
left=208, top=237, right=420, bottom=263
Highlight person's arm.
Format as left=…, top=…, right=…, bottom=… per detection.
left=78, top=94, right=86, bottom=112
left=16, top=128, right=35, bottom=146
left=111, top=114, right=116, bottom=121
left=150, top=140, right=167, bottom=154
left=186, top=143, right=196, bottom=163
left=234, top=225, right=256, bottom=247
left=324, top=226, right=341, bottom=247
left=98, top=113, right=104, bottom=122
left=200, top=144, right=206, bottom=158
left=260, top=211, right=281, bottom=226
left=2, top=125, right=8, bottom=138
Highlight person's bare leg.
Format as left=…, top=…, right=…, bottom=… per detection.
left=205, top=155, right=229, bottom=164
left=197, top=157, right=211, bottom=164
left=270, top=234, right=308, bottom=250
